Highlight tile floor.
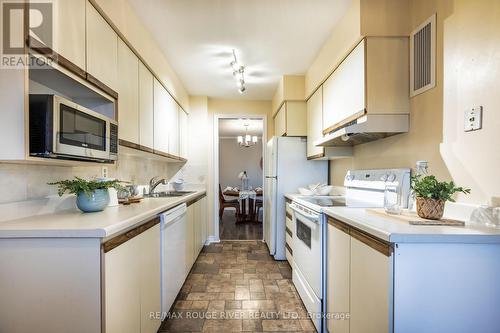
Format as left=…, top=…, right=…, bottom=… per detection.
left=159, top=241, right=316, bottom=332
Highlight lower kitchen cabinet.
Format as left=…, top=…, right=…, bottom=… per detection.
left=104, top=223, right=161, bottom=333
left=186, top=202, right=195, bottom=271
left=326, top=221, right=350, bottom=333
left=188, top=196, right=207, bottom=266
left=138, top=224, right=161, bottom=333
left=105, top=235, right=141, bottom=333
left=0, top=196, right=208, bottom=333
left=349, top=232, right=390, bottom=333
left=326, top=218, right=391, bottom=333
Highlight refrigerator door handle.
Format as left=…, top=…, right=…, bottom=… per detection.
left=265, top=176, right=277, bottom=179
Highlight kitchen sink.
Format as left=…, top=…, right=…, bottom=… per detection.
left=146, top=191, right=195, bottom=198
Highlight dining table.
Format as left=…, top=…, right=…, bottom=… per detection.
left=223, top=189, right=263, bottom=223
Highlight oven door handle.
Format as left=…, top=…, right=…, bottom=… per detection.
left=290, top=204, right=320, bottom=229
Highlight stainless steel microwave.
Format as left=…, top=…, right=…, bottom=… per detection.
left=29, top=94, right=118, bottom=162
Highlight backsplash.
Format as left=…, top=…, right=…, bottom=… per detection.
left=0, top=153, right=185, bottom=204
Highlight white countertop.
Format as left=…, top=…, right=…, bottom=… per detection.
left=0, top=190, right=206, bottom=239
left=324, top=207, right=500, bottom=244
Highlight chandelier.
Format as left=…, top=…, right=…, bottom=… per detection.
left=237, top=123, right=258, bottom=147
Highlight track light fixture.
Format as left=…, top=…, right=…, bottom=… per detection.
left=230, top=49, right=246, bottom=94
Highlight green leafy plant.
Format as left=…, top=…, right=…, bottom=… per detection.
left=48, top=177, right=124, bottom=197
left=411, top=175, right=470, bottom=202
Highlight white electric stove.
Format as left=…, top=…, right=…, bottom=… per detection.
left=290, top=169, right=411, bottom=332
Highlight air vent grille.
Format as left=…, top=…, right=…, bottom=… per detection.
left=410, top=14, right=436, bottom=97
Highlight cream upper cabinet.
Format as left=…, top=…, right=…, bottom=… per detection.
left=154, top=79, right=179, bottom=156
left=306, top=87, right=325, bottom=159
left=168, top=103, right=179, bottom=156
left=274, top=104, right=286, bottom=137
left=86, top=1, right=118, bottom=90
left=139, top=62, right=154, bottom=150
left=179, top=107, right=188, bottom=159
left=350, top=233, right=390, bottom=333
left=117, top=39, right=139, bottom=143
left=274, top=102, right=307, bottom=137
left=327, top=222, right=351, bottom=333
left=322, top=37, right=409, bottom=135
left=52, top=0, right=86, bottom=70
left=153, top=79, right=169, bottom=154
left=323, top=39, right=366, bottom=134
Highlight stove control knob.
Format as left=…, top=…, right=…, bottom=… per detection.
left=380, top=174, right=389, bottom=182
left=387, top=174, right=396, bottom=182
left=346, top=175, right=355, bottom=181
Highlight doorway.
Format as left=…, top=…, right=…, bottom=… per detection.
left=216, top=117, right=265, bottom=240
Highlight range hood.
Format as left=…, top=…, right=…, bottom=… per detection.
left=315, top=114, right=409, bottom=147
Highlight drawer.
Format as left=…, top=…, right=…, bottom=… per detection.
left=286, top=246, right=293, bottom=264
left=286, top=231, right=293, bottom=247
left=286, top=230, right=293, bottom=265
left=286, top=202, right=293, bottom=217
left=286, top=216, right=294, bottom=232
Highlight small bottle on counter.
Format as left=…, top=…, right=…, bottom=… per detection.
left=408, top=160, right=429, bottom=211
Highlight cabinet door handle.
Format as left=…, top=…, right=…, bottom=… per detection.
left=350, top=228, right=393, bottom=257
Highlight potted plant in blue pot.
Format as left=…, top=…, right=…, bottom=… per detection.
left=49, top=177, right=124, bottom=213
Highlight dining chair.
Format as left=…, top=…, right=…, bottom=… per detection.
left=219, top=184, right=241, bottom=221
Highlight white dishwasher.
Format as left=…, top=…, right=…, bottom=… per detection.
left=160, top=203, right=187, bottom=315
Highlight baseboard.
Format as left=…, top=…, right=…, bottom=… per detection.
left=205, top=235, right=220, bottom=245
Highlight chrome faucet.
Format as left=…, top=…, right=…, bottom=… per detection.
left=149, top=176, right=168, bottom=194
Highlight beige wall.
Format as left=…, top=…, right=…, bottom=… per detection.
left=330, top=0, right=500, bottom=205
left=219, top=138, right=263, bottom=190
left=305, top=0, right=361, bottom=98
left=360, top=0, right=410, bottom=36
left=208, top=98, right=273, bottom=139
left=271, top=75, right=306, bottom=115
left=92, top=0, right=190, bottom=110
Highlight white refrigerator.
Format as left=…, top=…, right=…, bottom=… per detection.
left=264, top=137, right=328, bottom=260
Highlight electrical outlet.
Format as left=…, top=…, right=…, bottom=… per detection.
left=101, top=166, right=108, bottom=179
left=464, top=106, right=483, bottom=132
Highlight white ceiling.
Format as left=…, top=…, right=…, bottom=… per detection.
left=219, top=118, right=263, bottom=137
left=127, top=0, right=351, bottom=100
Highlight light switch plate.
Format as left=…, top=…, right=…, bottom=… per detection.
left=464, top=106, right=483, bottom=132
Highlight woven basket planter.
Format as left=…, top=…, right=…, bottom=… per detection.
left=416, top=197, right=445, bottom=220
